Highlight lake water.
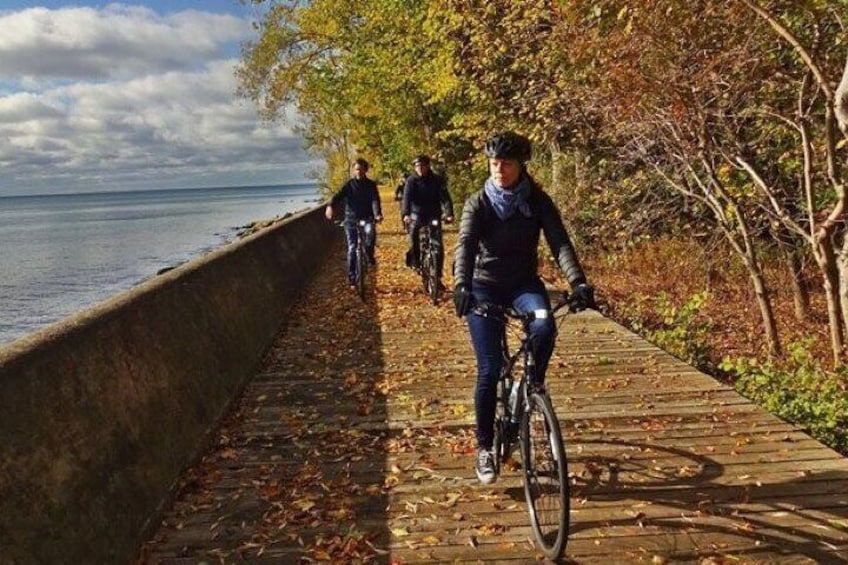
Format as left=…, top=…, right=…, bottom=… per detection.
left=0, top=184, right=321, bottom=346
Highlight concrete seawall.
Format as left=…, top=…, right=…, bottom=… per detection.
left=0, top=204, right=337, bottom=564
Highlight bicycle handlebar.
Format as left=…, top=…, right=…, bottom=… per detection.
left=470, top=291, right=577, bottom=323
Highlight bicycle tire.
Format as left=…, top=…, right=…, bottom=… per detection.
left=520, top=391, right=569, bottom=559
left=419, top=248, right=430, bottom=294
left=492, top=379, right=506, bottom=476
left=356, top=245, right=366, bottom=300
left=428, top=249, right=439, bottom=304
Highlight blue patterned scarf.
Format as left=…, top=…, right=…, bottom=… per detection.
left=484, top=175, right=533, bottom=220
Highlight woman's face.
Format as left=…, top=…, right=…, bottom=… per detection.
left=489, top=158, right=521, bottom=189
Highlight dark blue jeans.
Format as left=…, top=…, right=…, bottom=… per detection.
left=344, top=220, right=375, bottom=284
left=467, top=277, right=555, bottom=450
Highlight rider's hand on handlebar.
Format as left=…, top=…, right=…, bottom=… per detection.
left=375, top=215, right=383, bottom=223
left=571, top=283, right=596, bottom=312
left=453, top=284, right=472, bottom=317
left=324, top=206, right=334, bottom=221
left=444, top=215, right=454, bottom=224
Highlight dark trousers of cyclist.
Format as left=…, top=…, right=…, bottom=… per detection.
left=407, top=216, right=443, bottom=275
left=344, top=220, right=375, bottom=284
left=466, top=277, right=555, bottom=450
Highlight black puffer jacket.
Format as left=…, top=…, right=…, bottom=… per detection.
left=453, top=182, right=586, bottom=291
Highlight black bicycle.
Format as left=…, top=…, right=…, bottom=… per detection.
left=418, top=218, right=443, bottom=305
left=472, top=293, right=575, bottom=560
left=338, top=219, right=370, bottom=300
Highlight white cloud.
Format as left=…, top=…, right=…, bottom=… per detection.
left=0, top=5, right=314, bottom=195
left=0, top=5, right=249, bottom=82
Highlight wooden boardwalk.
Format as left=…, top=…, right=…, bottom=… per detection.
left=140, top=193, right=848, bottom=564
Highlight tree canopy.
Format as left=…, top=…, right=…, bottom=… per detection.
left=238, top=0, right=848, bottom=362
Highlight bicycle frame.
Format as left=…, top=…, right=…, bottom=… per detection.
left=471, top=293, right=575, bottom=559
left=418, top=218, right=442, bottom=304
left=338, top=219, right=371, bottom=300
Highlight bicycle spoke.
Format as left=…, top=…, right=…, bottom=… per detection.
left=521, top=392, right=569, bottom=559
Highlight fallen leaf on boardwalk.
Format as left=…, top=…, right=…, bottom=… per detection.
left=440, top=492, right=463, bottom=507
left=476, top=523, right=508, bottom=536
left=392, top=527, right=411, bottom=537
left=734, top=521, right=755, bottom=532
left=218, top=448, right=238, bottom=460
left=422, top=535, right=441, bottom=545
left=468, top=535, right=479, bottom=548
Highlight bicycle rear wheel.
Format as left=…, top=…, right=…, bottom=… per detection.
left=520, top=391, right=569, bottom=559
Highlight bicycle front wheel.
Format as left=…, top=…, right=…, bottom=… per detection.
left=356, top=247, right=366, bottom=300
left=520, top=391, right=569, bottom=559
left=428, top=250, right=439, bottom=304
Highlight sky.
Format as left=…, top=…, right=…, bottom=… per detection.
left=0, top=2, right=319, bottom=196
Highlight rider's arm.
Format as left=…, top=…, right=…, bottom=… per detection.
left=370, top=179, right=382, bottom=219
left=453, top=192, right=483, bottom=288
left=440, top=177, right=454, bottom=219
left=325, top=181, right=349, bottom=219
left=328, top=181, right=349, bottom=208
left=401, top=177, right=413, bottom=218
left=538, top=192, right=587, bottom=287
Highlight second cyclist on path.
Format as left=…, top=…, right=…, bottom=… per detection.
left=402, top=155, right=454, bottom=279
left=325, top=158, right=383, bottom=291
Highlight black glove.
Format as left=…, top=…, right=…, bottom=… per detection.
left=571, top=283, right=596, bottom=312
left=453, top=284, right=472, bottom=317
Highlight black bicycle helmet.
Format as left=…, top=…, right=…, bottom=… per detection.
left=484, top=132, right=532, bottom=163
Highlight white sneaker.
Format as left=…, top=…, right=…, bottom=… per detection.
left=475, top=448, right=497, bottom=485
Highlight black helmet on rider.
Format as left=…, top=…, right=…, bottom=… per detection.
left=484, top=132, right=532, bottom=163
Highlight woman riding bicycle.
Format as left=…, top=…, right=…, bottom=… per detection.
left=452, top=132, right=596, bottom=485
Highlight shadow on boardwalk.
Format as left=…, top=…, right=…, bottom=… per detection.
left=140, top=192, right=848, bottom=564
left=139, top=233, right=392, bottom=562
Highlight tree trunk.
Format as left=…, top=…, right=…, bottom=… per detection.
left=814, top=239, right=845, bottom=366
left=838, top=231, right=848, bottom=351
left=752, top=271, right=781, bottom=358
left=835, top=51, right=848, bottom=136
left=740, top=253, right=781, bottom=358
left=774, top=226, right=810, bottom=321
left=785, top=247, right=810, bottom=322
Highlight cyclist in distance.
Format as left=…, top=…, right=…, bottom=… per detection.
left=452, top=132, right=596, bottom=485
left=395, top=171, right=411, bottom=230
left=402, top=155, right=454, bottom=277
left=325, top=158, right=383, bottom=291
left=395, top=171, right=410, bottom=203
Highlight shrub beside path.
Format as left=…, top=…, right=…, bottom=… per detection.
left=140, top=188, right=848, bottom=564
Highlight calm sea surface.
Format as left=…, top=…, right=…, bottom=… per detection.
left=0, top=184, right=321, bottom=346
